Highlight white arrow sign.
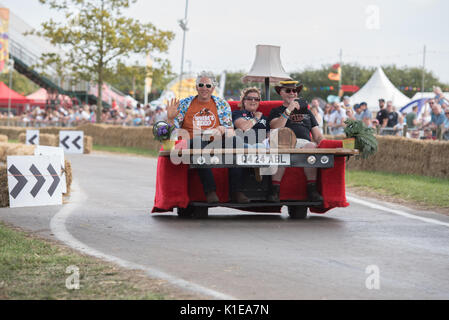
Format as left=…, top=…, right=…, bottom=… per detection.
left=60, top=131, right=84, bottom=154
left=34, top=146, right=67, bottom=194
left=7, top=155, right=63, bottom=208
left=26, top=130, right=39, bottom=145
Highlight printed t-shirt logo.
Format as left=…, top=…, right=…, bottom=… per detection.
left=193, top=108, right=217, bottom=130
left=290, top=113, right=308, bottom=123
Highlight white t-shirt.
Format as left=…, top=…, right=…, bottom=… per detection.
left=329, top=108, right=347, bottom=125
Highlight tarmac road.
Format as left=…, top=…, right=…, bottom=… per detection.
left=1, top=152, right=449, bottom=299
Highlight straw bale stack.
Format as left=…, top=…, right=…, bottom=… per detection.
left=76, top=123, right=158, bottom=150
left=0, top=127, right=26, bottom=140
left=346, top=136, right=449, bottom=178
left=84, top=136, right=93, bottom=154
left=0, top=164, right=8, bottom=207
left=0, top=142, right=35, bottom=163
left=64, top=160, right=72, bottom=196
left=18, top=133, right=59, bottom=146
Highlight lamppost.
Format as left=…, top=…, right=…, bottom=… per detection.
left=178, top=0, right=189, bottom=97
left=7, top=58, right=15, bottom=127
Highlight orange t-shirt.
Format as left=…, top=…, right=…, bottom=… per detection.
left=181, top=97, right=220, bottom=139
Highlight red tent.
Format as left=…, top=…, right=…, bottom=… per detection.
left=0, top=82, right=32, bottom=115
left=27, top=88, right=74, bottom=108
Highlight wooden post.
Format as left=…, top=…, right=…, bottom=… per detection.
left=403, top=124, right=408, bottom=138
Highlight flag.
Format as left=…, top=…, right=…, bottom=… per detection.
left=332, top=63, right=340, bottom=70
left=328, top=72, right=340, bottom=81
left=341, top=85, right=360, bottom=93
left=0, top=8, right=10, bottom=74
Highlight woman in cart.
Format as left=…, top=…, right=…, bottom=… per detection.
left=232, top=87, right=269, bottom=147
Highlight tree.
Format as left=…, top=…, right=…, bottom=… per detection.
left=30, top=0, right=174, bottom=122
left=0, top=71, right=39, bottom=96
left=104, top=58, right=174, bottom=103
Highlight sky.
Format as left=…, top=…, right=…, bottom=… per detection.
left=1, top=0, right=449, bottom=84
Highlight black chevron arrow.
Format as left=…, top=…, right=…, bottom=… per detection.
left=30, top=164, right=45, bottom=198
left=47, top=164, right=60, bottom=196
left=72, top=136, right=82, bottom=150
left=8, top=165, right=28, bottom=199
left=28, top=134, right=38, bottom=145
left=61, top=136, right=70, bottom=149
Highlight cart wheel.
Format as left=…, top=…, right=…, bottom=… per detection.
left=177, top=206, right=194, bottom=218
left=177, top=205, right=208, bottom=219
left=191, top=206, right=208, bottom=219
left=287, top=206, right=308, bottom=219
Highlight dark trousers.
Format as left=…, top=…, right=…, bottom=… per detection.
left=189, top=135, right=245, bottom=193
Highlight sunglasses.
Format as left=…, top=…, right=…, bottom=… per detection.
left=245, top=97, right=261, bottom=102
left=198, top=83, right=212, bottom=88
left=429, top=102, right=434, bottom=104
left=283, top=88, right=298, bottom=94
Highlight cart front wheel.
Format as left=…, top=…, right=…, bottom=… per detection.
left=177, top=205, right=208, bottom=219
left=287, top=206, right=308, bottom=219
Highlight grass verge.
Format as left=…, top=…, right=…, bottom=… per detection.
left=0, top=222, right=167, bottom=300
left=346, top=170, right=449, bottom=210
left=92, top=144, right=159, bottom=157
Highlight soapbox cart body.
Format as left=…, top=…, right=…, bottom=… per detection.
left=151, top=101, right=358, bottom=219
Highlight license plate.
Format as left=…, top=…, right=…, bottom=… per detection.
left=236, top=154, right=290, bottom=166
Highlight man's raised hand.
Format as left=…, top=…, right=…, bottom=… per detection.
left=167, top=98, right=180, bottom=124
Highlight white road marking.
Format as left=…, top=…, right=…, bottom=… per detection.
left=347, top=195, right=449, bottom=228
left=50, top=179, right=235, bottom=300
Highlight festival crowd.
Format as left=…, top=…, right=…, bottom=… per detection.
left=4, top=84, right=448, bottom=141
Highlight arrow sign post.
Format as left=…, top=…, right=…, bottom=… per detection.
left=34, top=146, right=67, bottom=193
left=7, top=155, right=63, bottom=208
left=26, top=130, right=40, bottom=145
left=59, top=131, right=84, bottom=154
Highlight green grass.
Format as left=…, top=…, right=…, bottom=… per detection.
left=0, top=222, right=165, bottom=300
left=93, top=144, right=159, bottom=157
left=346, top=170, right=449, bottom=209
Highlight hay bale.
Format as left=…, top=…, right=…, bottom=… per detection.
left=347, top=136, right=449, bottom=178
left=64, top=160, right=72, bottom=196
left=84, top=136, right=93, bottom=154
left=18, top=133, right=58, bottom=146
left=0, top=164, right=8, bottom=207
left=0, top=126, right=26, bottom=140
left=0, top=134, right=7, bottom=143
left=0, top=159, right=73, bottom=208
left=0, top=142, right=35, bottom=163
left=77, top=123, right=158, bottom=150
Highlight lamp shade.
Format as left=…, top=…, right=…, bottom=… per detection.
left=242, top=45, right=291, bottom=83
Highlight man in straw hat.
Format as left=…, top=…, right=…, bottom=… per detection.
left=266, top=80, right=324, bottom=202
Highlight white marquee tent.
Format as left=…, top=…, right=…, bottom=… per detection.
left=350, top=67, right=411, bottom=112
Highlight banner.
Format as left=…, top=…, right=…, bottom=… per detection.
left=0, top=8, right=9, bottom=74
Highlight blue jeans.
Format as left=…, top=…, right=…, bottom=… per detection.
left=189, top=135, right=245, bottom=193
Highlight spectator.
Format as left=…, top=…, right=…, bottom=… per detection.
left=310, top=104, right=323, bottom=134
left=353, top=104, right=363, bottom=121
left=345, top=106, right=356, bottom=121
left=359, top=102, right=372, bottom=127
left=383, top=101, right=399, bottom=135
left=343, top=96, right=351, bottom=109
left=376, top=98, right=388, bottom=129
left=153, top=107, right=168, bottom=123
left=433, top=86, right=448, bottom=106
left=442, top=106, right=449, bottom=140
left=421, top=128, right=436, bottom=140
left=311, top=98, right=324, bottom=118
left=405, top=105, right=419, bottom=129
left=328, top=102, right=347, bottom=135
left=423, top=103, right=446, bottom=137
